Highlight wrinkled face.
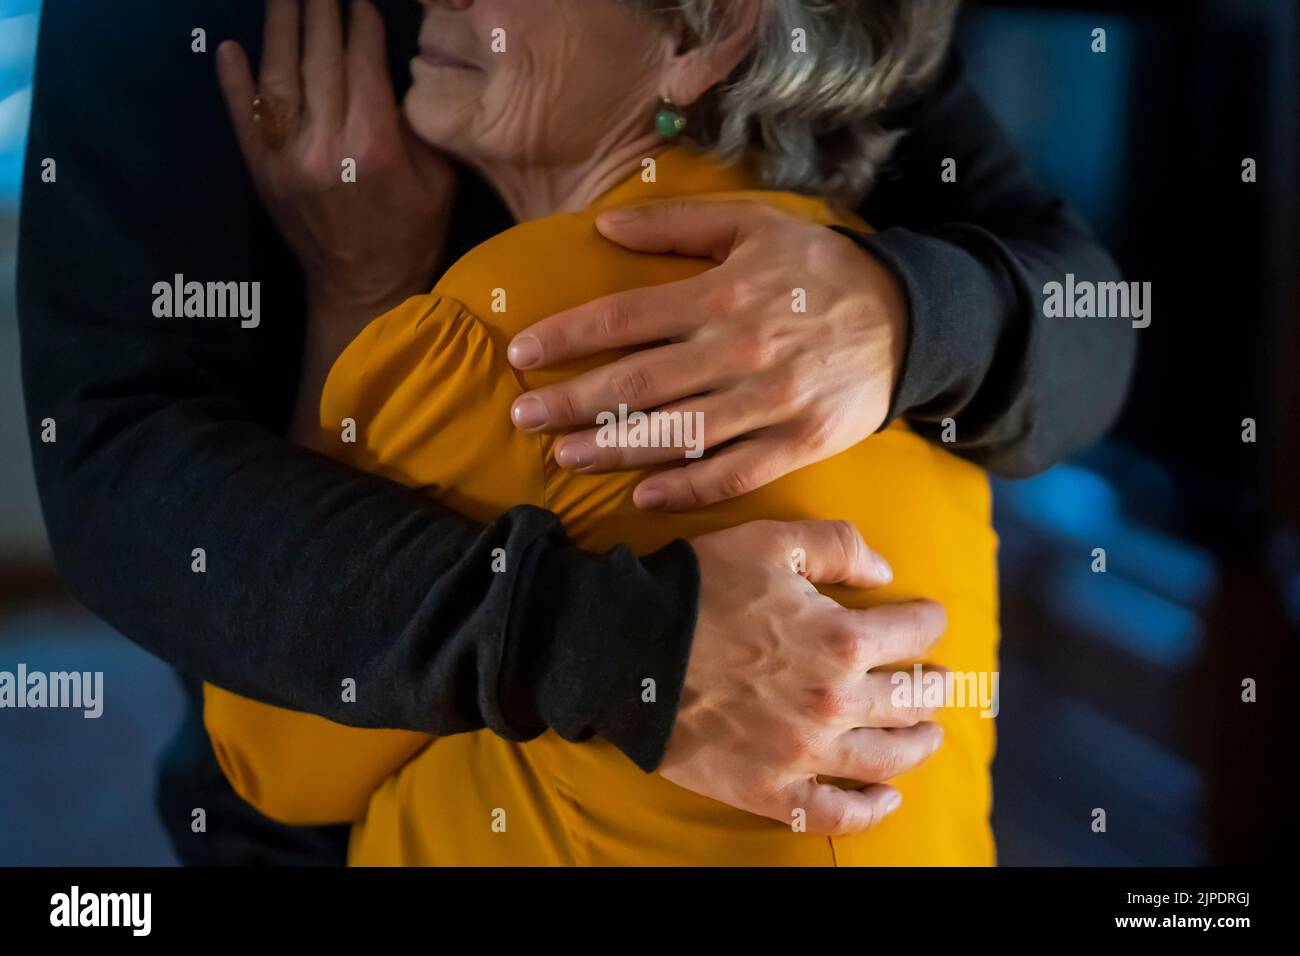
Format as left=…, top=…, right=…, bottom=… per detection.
left=405, top=0, right=670, bottom=169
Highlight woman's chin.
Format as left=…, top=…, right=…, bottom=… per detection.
left=402, top=100, right=465, bottom=154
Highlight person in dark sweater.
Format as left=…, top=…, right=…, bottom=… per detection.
left=18, top=0, right=1133, bottom=865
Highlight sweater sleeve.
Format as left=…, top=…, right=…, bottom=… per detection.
left=852, top=51, right=1136, bottom=476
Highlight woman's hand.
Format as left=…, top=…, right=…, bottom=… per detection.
left=663, top=520, right=947, bottom=834
left=505, top=201, right=907, bottom=510
left=216, top=0, right=456, bottom=327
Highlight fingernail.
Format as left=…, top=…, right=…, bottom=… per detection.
left=511, top=396, right=548, bottom=430
left=508, top=335, right=542, bottom=369
left=597, top=208, right=637, bottom=226
left=634, top=488, right=667, bottom=510
left=873, top=551, right=893, bottom=583
left=884, top=792, right=902, bottom=814
left=929, top=728, right=944, bottom=754
left=555, top=443, right=593, bottom=470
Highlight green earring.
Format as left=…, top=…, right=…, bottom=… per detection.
left=655, top=99, right=687, bottom=140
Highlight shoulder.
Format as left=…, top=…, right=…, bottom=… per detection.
left=430, top=189, right=866, bottom=340
left=431, top=209, right=700, bottom=341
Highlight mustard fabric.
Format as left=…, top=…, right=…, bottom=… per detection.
left=203, top=147, right=999, bottom=866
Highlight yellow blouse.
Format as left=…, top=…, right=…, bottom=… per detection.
left=203, top=147, right=999, bottom=866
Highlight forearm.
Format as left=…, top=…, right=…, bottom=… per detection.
left=28, top=388, right=498, bottom=731
left=289, top=346, right=335, bottom=450
left=854, top=211, right=1135, bottom=476
left=289, top=299, right=375, bottom=448
left=24, top=379, right=698, bottom=767
left=858, top=51, right=1137, bottom=475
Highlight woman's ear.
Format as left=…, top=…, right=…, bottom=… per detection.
left=661, top=0, right=762, bottom=108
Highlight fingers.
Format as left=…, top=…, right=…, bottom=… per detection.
left=510, top=343, right=718, bottom=434
left=553, top=391, right=763, bottom=472
left=629, top=435, right=805, bottom=512
left=852, top=600, right=948, bottom=667
left=259, top=0, right=302, bottom=117
left=860, top=669, right=944, bottom=727
left=771, top=519, right=892, bottom=589
left=507, top=281, right=701, bottom=370
left=302, top=0, right=346, bottom=130
left=595, top=199, right=778, bottom=263
left=825, top=724, right=944, bottom=783
left=216, top=42, right=258, bottom=155
left=783, top=779, right=902, bottom=836
left=347, top=0, right=400, bottom=141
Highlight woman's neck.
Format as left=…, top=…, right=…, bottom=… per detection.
left=473, top=133, right=669, bottom=222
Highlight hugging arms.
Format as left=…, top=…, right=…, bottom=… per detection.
left=18, top=0, right=1134, bottom=861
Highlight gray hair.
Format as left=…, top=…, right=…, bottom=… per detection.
left=632, top=0, right=959, bottom=207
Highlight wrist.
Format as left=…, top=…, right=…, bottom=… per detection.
left=290, top=298, right=376, bottom=448
left=507, top=533, right=700, bottom=773
left=865, top=249, right=910, bottom=397
left=831, top=226, right=917, bottom=426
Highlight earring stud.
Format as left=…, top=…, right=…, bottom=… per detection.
left=655, top=99, right=687, bottom=140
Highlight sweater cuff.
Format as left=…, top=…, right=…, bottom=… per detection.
left=835, top=225, right=1018, bottom=426
left=503, top=534, right=700, bottom=773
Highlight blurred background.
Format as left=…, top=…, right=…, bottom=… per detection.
left=1, top=0, right=1296, bottom=865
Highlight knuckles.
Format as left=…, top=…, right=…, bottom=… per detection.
left=826, top=621, right=868, bottom=668
left=819, top=800, right=858, bottom=837
left=826, top=519, right=865, bottom=574
left=703, top=277, right=745, bottom=323
left=611, top=364, right=654, bottom=407
left=745, top=329, right=783, bottom=371
left=807, top=684, right=853, bottom=723
left=790, top=411, right=836, bottom=456
left=282, top=134, right=397, bottom=195
left=765, top=370, right=809, bottom=414
left=864, top=742, right=906, bottom=781
left=714, top=468, right=755, bottom=502
left=351, top=137, right=399, bottom=175
left=595, top=301, right=632, bottom=342
left=772, top=726, right=819, bottom=766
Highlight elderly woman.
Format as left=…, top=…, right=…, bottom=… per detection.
left=205, top=0, right=995, bottom=865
